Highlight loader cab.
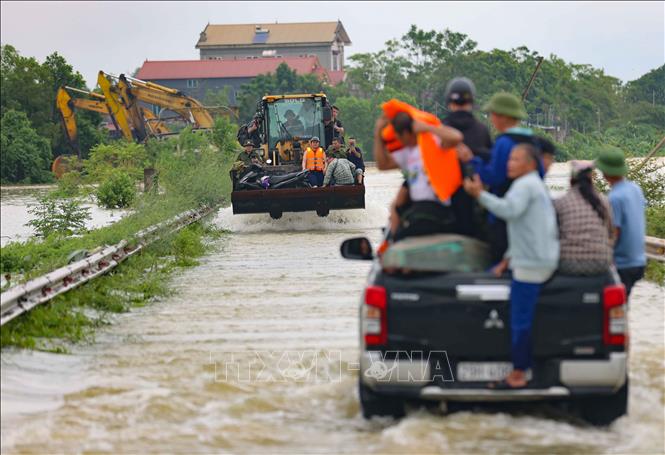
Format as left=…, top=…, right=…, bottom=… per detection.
left=261, top=94, right=331, bottom=165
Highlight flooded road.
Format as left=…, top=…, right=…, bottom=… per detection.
left=1, top=165, right=664, bottom=454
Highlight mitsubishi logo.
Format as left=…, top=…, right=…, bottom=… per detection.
left=484, top=309, right=504, bottom=329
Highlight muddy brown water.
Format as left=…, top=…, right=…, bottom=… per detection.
left=1, top=165, right=663, bottom=453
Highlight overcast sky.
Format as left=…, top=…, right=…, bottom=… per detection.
left=1, top=1, right=663, bottom=88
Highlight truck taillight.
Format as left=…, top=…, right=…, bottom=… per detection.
left=603, top=284, right=627, bottom=346
left=363, top=286, right=387, bottom=346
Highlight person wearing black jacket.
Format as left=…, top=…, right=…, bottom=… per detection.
left=443, top=77, right=493, bottom=239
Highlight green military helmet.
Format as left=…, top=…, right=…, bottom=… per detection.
left=483, top=92, right=527, bottom=120
left=594, top=145, right=627, bottom=177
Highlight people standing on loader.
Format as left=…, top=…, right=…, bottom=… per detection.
left=374, top=111, right=465, bottom=241
left=230, top=140, right=263, bottom=186
left=323, top=155, right=357, bottom=187
left=324, top=105, right=345, bottom=146
left=326, top=137, right=347, bottom=159
left=302, top=137, right=326, bottom=187
left=237, top=116, right=262, bottom=148
left=471, top=92, right=543, bottom=263
left=346, top=137, right=365, bottom=184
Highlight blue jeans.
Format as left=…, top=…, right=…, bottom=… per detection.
left=510, top=280, right=541, bottom=370
left=308, top=171, right=324, bottom=187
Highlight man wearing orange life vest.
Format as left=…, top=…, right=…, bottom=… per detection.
left=302, top=136, right=327, bottom=187
left=374, top=112, right=467, bottom=241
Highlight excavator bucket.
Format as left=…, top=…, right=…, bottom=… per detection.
left=231, top=185, right=365, bottom=219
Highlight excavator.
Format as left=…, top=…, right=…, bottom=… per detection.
left=55, top=86, right=171, bottom=155
left=54, top=71, right=237, bottom=176
left=230, top=93, right=365, bottom=219
left=115, top=73, right=216, bottom=129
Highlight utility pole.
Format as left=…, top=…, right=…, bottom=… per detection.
left=521, top=57, right=545, bottom=102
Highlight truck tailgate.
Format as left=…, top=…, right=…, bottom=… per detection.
left=379, top=272, right=611, bottom=359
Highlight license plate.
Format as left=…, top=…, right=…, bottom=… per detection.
left=457, top=362, right=513, bottom=382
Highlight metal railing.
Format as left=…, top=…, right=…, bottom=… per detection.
left=0, top=205, right=215, bottom=326
left=646, top=236, right=665, bottom=263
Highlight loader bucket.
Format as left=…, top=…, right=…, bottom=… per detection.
left=231, top=185, right=365, bottom=219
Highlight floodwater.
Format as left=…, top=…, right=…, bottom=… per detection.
left=1, top=165, right=664, bottom=454
left=0, top=186, right=127, bottom=247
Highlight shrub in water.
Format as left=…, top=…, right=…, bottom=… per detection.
left=96, top=171, right=136, bottom=209
left=26, top=195, right=91, bottom=238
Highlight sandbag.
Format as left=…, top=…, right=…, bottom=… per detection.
left=381, top=234, right=491, bottom=273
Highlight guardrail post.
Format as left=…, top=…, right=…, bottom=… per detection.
left=144, top=167, right=157, bottom=193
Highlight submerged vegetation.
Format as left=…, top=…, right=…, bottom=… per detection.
left=0, top=119, right=238, bottom=350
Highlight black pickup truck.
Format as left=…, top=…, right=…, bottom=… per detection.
left=341, top=236, right=629, bottom=426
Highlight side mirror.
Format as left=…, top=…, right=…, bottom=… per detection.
left=340, top=237, right=374, bottom=260
left=323, top=106, right=332, bottom=123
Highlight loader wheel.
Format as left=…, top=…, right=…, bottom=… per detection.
left=269, top=210, right=283, bottom=220
left=316, top=208, right=329, bottom=217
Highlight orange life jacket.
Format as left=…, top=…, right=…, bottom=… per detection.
left=380, top=99, right=462, bottom=202
left=304, top=147, right=325, bottom=171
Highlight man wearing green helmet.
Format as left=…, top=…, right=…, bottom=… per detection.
left=470, top=92, right=544, bottom=266
left=596, top=146, right=647, bottom=297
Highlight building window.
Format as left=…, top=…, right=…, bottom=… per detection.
left=332, top=52, right=339, bottom=71
left=187, top=79, right=199, bottom=89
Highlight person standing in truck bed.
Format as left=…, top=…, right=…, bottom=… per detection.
left=597, top=146, right=647, bottom=298
left=471, top=92, right=543, bottom=264
left=464, top=143, right=559, bottom=389
left=443, top=77, right=493, bottom=239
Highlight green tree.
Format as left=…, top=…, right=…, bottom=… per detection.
left=84, top=142, right=148, bottom=181
left=0, top=109, right=52, bottom=183
left=624, top=64, right=664, bottom=106
left=1, top=45, right=103, bottom=170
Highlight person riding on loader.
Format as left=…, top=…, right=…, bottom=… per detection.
left=230, top=140, right=264, bottom=187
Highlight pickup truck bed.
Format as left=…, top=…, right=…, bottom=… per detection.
left=357, top=266, right=628, bottom=425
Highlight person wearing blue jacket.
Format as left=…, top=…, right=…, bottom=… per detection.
left=471, top=92, right=543, bottom=263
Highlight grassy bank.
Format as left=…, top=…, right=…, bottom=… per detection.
left=1, top=120, right=239, bottom=350
left=1, top=223, right=223, bottom=351
left=645, top=206, right=665, bottom=285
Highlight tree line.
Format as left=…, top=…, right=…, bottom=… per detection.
left=2, top=26, right=663, bottom=183
left=1, top=45, right=106, bottom=183
left=237, top=26, right=663, bottom=161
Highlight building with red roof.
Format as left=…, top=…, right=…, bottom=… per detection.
left=135, top=55, right=342, bottom=107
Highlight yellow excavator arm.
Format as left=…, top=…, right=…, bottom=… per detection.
left=55, top=87, right=80, bottom=156
left=97, top=71, right=135, bottom=141
left=116, top=75, right=149, bottom=141
left=119, top=74, right=215, bottom=129
left=140, top=107, right=171, bottom=135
